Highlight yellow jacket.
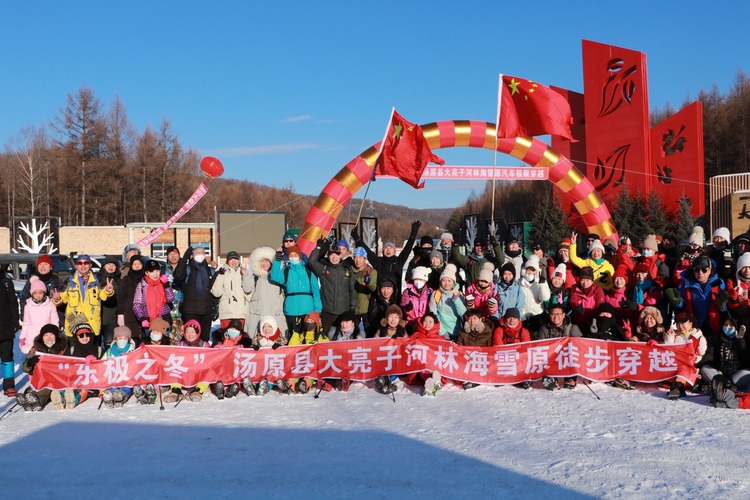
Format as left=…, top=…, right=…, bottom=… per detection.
left=53, top=272, right=114, bottom=336
left=569, top=243, right=614, bottom=290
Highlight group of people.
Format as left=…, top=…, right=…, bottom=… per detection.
left=3, top=221, right=750, bottom=410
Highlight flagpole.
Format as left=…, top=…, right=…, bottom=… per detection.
left=491, top=74, right=503, bottom=241
left=355, top=107, right=394, bottom=227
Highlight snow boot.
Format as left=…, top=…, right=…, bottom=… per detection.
left=340, top=378, right=351, bottom=392
left=276, top=379, right=292, bottom=395
left=296, top=379, right=309, bottom=394
left=226, top=383, right=240, bottom=398
left=188, top=389, right=203, bottom=402
left=64, top=390, right=77, bottom=409
left=423, top=378, right=436, bottom=396
left=16, top=392, right=32, bottom=411
left=50, top=391, right=64, bottom=411
left=112, top=389, right=127, bottom=408
left=2, top=361, right=15, bottom=396
left=145, top=384, right=157, bottom=404
left=520, top=381, right=533, bottom=390
left=214, top=381, right=225, bottom=400
left=667, top=381, right=686, bottom=400
left=611, top=378, right=633, bottom=390
left=242, top=377, right=257, bottom=396
left=563, top=378, right=577, bottom=389
left=375, top=376, right=391, bottom=394
left=25, top=392, right=42, bottom=411
left=163, top=387, right=181, bottom=404
left=542, top=376, right=559, bottom=390
left=102, top=390, right=115, bottom=409
left=462, top=382, right=479, bottom=390
left=257, top=379, right=270, bottom=396
left=133, top=385, right=149, bottom=404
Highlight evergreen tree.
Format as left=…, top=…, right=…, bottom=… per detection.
left=671, top=194, right=695, bottom=242
left=644, top=189, right=670, bottom=237
left=613, top=186, right=635, bottom=240
left=528, top=187, right=570, bottom=253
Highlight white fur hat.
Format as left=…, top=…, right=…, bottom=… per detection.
left=524, top=255, right=540, bottom=272
left=259, top=315, right=278, bottom=337
left=440, top=232, right=454, bottom=241
left=412, top=266, right=430, bottom=282
left=713, top=227, right=731, bottom=243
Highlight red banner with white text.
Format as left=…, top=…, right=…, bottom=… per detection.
left=30, top=338, right=697, bottom=390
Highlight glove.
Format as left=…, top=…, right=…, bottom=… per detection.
left=272, top=343, right=281, bottom=350
left=252, top=344, right=260, bottom=351
left=216, top=267, right=226, bottom=275
left=84, top=355, right=97, bottom=365
left=716, top=290, right=729, bottom=311
left=141, top=319, right=151, bottom=328
left=465, top=294, right=475, bottom=308
left=664, top=288, right=681, bottom=306
left=403, top=302, right=413, bottom=311
left=647, top=339, right=658, bottom=347
left=628, top=301, right=639, bottom=312
left=487, top=297, right=498, bottom=313
left=117, top=315, right=125, bottom=327
left=350, top=227, right=360, bottom=242
left=738, top=325, right=746, bottom=339
left=160, top=274, right=169, bottom=284
left=410, top=220, right=421, bottom=237
left=354, top=282, right=369, bottom=294
left=182, top=246, right=194, bottom=261
left=27, top=355, right=40, bottom=369
left=575, top=305, right=585, bottom=316
left=275, top=250, right=283, bottom=261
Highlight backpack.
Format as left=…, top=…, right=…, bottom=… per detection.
left=283, top=265, right=314, bottom=297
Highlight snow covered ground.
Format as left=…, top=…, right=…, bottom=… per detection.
left=2, top=362, right=750, bottom=499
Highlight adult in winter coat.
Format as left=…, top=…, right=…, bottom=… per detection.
left=327, top=311, right=364, bottom=341
left=16, top=324, right=67, bottom=410
left=502, top=238, right=524, bottom=280
left=494, top=262, right=526, bottom=320
left=426, top=250, right=446, bottom=292
left=407, top=235, right=439, bottom=280
left=19, top=277, right=59, bottom=355
left=492, top=308, right=531, bottom=345
left=245, top=246, right=287, bottom=339
left=351, top=247, right=378, bottom=327
left=0, top=264, right=20, bottom=396
left=374, top=305, right=408, bottom=338
left=19, top=254, right=62, bottom=322
left=401, top=266, right=432, bottom=332
left=115, top=255, right=146, bottom=344
left=457, top=309, right=494, bottom=347
left=618, top=235, right=670, bottom=288
left=701, top=315, right=750, bottom=393
left=308, top=239, right=357, bottom=335
left=568, top=266, right=605, bottom=336
left=351, top=221, right=419, bottom=292
left=569, top=231, right=614, bottom=290
left=708, top=227, right=735, bottom=281
left=250, top=315, right=287, bottom=349
left=464, top=264, right=500, bottom=319
left=98, top=256, right=121, bottom=349
left=53, top=254, right=114, bottom=339
left=518, top=256, right=550, bottom=333
left=270, top=244, right=321, bottom=337
left=451, top=237, right=504, bottom=286
left=726, top=251, right=750, bottom=328
left=537, top=304, right=583, bottom=340
left=173, top=244, right=217, bottom=342
left=588, top=303, right=627, bottom=341
left=429, top=264, right=467, bottom=341
left=133, top=259, right=175, bottom=334
left=632, top=306, right=667, bottom=343
left=664, top=312, right=708, bottom=400
left=665, top=255, right=728, bottom=337
left=366, top=275, right=399, bottom=338
left=210, top=250, right=253, bottom=329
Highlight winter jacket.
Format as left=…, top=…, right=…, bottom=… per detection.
left=98, top=264, right=121, bottom=327
left=210, top=264, right=253, bottom=320
left=705, top=331, right=750, bottom=378
left=354, top=232, right=416, bottom=291
left=664, top=327, right=708, bottom=366
left=352, top=264, right=377, bottom=316
left=328, top=323, right=364, bottom=341
left=537, top=317, right=583, bottom=339
left=133, top=277, right=176, bottom=323
left=465, top=281, right=499, bottom=318
left=117, top=269, right=146, bottom=340
left=246, top=247, right=287, bottom=337
left=543, top=285, right=570, bottom=313
left=568, top=284, right=605, bottom=329
left=492, top=318, right=531, bottom=345
left=270, top=259, right=321, bottom=319
left=494, top=280, right=526, bottom=319
left=400, top=283, right=432, bottom=325
left=65, top=334, right=104, bottom=359
left=23, top=331, right=67, bottom=373
left=174, top=258, right=217, bottom=316
left=409, top=316, right=444, bottom=341
left=546, top=257, right=577, bottom=289
left=20, top=297, right=59, bottom=354
left=588, top=315, right=627, bottom=341
left=429, top=284, right=467, bottom=340
left=451, top=243, right=504, bottom=285
left=251, top=316, right=287, bottom=348
left=0, top=276, right=19, bottom=342
left=569, top=243, right=615, bottom=290
left=676, top=269, right=726, bottom=334
left=308, top=246, right=357, bottom=316
left=19, top=270, right=61, bottom=321
left=519, top=276, right=550, bottom=320
left=366, top=291, right=399, bottom=337
left=457, top=317, right=494, bottom=347
left=54, top=271, right=113, bottom=336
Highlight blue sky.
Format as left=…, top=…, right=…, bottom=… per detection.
left=2, top=2, right=749, bottom=210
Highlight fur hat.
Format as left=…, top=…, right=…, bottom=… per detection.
left=552, top=264, right=567, bottom=282
left=411, top=266, right=430, bottom=282
left=713, top=227, right=731, bottom=243
left=579, top=266, right=595, bottom=280
left=36, top=255, right=53, bottom=269
left=440, top=263, right=458, bottom=283
left=478, top=268, right=494, bottom=283
left=150, top=318, right=170, bottom=335
left=589, top=240, right=605, bottom=254
left=640, top=306, right=663, bottom=324
left=113, top=325, right=132, bottom=340
left=688, top=227, right=704, bottom=247
left=259, top=316, right=278, bottom=337
left=29, top=276, right=46, bottom=294
left=249, top=246, right=276, bottom=277
left=440, top=232, right=453, bottom=242
left=182, top=319, right=201, bottom=336
left=385, top=304, right=403, bottom=320
left=642, top=235, right=659, bottom=252
left=500, top=262, right=516, bottom=280
left=524, top=256, right=540, bottom=272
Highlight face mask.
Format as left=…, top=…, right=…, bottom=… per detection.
left=289, top=257, right=301, bottom=265
left=44, top=340, right=55, bottom=348
left=116, top=339, right=128, bottom=349
left=643, top=249, right=654, bottom=257
left=562, top=257, right=569, bottom=263
left=193, top=254, right=206, bottom=264
left=723, top=325, right=737, bottom=338
left=304, top=322, right=316, bottom=332
left=524, top=272, right=536, bottom=282
left=414, top=281, right=425, bottom=290
left=441, top=243, right=451, bottom=251
left=150, top=333, right=163, bottom=342
left=506, top=249, right=522, bottom=258
left=226, top=328, right=240, bottom=339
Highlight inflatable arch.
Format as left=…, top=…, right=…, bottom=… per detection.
left=298, top=120, right=617, bottom=256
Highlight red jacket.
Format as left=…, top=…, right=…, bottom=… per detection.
left=492, top=318, right=530, bottom=345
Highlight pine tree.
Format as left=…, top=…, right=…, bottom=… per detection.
left=671, top=194, right=695, bottom=241
left=529, top=187, right=570, bottom=253
left=613, top=186, right=635, bottom=240
left=644, top=189, right=670, bottom=237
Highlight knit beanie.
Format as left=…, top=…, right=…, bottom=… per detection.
left=440, top=263, right=458, bottom=283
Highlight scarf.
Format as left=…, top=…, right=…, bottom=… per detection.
left=144, top=274, right=167, bottom=320
left=109, top=342, right=131, bottom=357
left=720, top=337, right=740, bottom=376
left=632, top=279, right=653, bottom=305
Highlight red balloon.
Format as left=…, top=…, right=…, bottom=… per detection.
left=200, top=156, right=224, bottom=178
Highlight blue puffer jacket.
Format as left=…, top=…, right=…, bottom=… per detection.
left=270, top=260, right=321, bottom=317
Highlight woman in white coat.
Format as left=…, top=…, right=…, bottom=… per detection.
left=245, top=246, right=288, bottom=339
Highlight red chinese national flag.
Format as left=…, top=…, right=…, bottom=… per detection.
left=497, top=74, right=575, bottom=141
left=375, top=109, right=445, bottom=189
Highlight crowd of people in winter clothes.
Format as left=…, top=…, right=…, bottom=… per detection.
left=3, top=220, right=750, bottom=411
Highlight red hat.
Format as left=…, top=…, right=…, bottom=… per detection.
left=36, top=255, right=53, bottom=269
left=304, top=311, right=321, bottom=326
left=613, top=266, right=629, bottom=282
left=559, top=238, right=571, bottom=249
left=634, top=262, right=651, bottom=275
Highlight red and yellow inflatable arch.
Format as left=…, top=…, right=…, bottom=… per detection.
left=297, top=120, right=617, bottom=255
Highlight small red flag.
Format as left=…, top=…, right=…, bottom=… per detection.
left=496, top=74, right=575, bottom=141
left=375, top=110, right=445, bottom=189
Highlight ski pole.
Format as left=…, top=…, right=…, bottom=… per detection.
left=313, top=381, right=325, bottom=399
left=159, top=386, right=165, bottom=410
left=0, top=403, right=18, bottom=420
left=174, top=393, right=185, bottom=408
left=97, top=398, right=104, bottom=410
left=584, top=380, right=601, bottom=400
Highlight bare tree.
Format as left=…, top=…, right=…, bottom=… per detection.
left=5, top=125, right=49, bottom=217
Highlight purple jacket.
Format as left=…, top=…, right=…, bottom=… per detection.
left=133, top=279, right=176, bottom=322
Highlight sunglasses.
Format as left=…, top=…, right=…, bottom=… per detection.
left=77, top=332, right=92, bottom=338
left=475, top=243, right=485, bottom=248
left=532, top=247, right=542, bottom=251
left=694, top=267, right=710, bottom=273
left=76, top=261, right=91, bottom=266
left=284, top=239, right=295, bottom=243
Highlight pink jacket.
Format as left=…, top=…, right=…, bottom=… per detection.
left=465, top=282, right=499, bottom=317
left=400, top=283, right=432, bottom=324
left=20, top=297, right=60, bottom=354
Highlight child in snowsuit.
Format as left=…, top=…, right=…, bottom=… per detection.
left=16, top=324, right=66, bottom=411
left=19, top=276, right=59, bottom=355
left=251, top=316, right=297, bottom=394
left=150, top=320, right=210, bottom=404
left=211, top=319, right=254, bottom=399
left=407, top=313, right=446, bottom=396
